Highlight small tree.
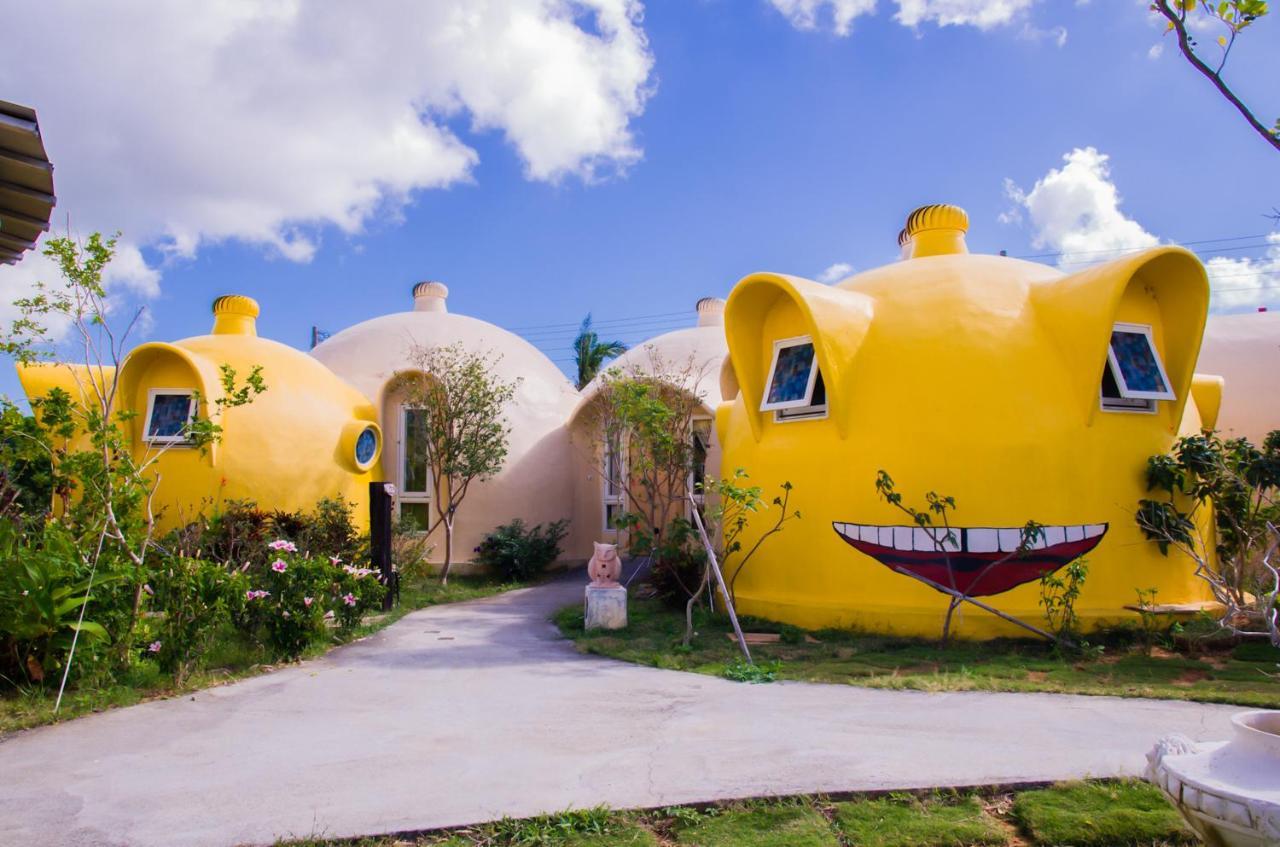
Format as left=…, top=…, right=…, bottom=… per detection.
left=680, top=469, right=799, bottom=646
left=1136, top=431, right=1280, bottom=646
left=572, top=314, right=627, bottom=390
left=392, top=342, right=519, bottom=584
left=581, top=349, right=710, bottom=550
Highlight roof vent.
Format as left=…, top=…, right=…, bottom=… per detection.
left=412, top=281, right=449, bottom=313
left=211, top=294, right=259, bottom=336
left=903, top=204, right=969, bottom=259
left=696, top=297, right=725, bottom=327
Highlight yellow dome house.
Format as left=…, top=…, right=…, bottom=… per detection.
left=18, top=295, right=383, bottom=529
left=717, top=204, right=1221, bottom=638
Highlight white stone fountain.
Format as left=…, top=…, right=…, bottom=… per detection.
left=1147, top=710, right=1280, bottom=846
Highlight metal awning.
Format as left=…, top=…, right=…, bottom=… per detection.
left=0, top=100, right=55, bottom=265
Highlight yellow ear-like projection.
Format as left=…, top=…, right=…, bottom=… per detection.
left=717, top=206, right=1220, bottom=638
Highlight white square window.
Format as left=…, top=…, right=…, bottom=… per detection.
left=760, top=336, right=820, bottom=412
left=143, top=389, right=195, bottom=444
left=1106, top=322, right=1175, bottom=401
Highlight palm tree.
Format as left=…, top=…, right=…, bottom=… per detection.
left=573, top=314, right=627, bottom=389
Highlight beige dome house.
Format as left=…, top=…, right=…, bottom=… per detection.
left=312, top=282, right=580, bottom=565
left=566, top=298, right=730, bottom=552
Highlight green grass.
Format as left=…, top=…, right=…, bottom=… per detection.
left=834, top=795, right=1008, bottom=847
left=671, top=801, right=838, bottom=846
left=277, top=781, right=1192, bottom=847
left=1012, top=782, right=1195, bottom=846
left=553, top=597, right=1280, bottom=707
left=0, top=574, right=528, bottom=735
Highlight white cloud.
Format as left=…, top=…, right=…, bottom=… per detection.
left=1148, top=42, right=1164, bottom=60
left=0, top=0, right=655, bottom=322
left=767, top=0, right=878, bottom=35
left=1204, top=234, right=1280, bottom=312
left=1003, top=147, right=1278, bottom=312
left=818, top=262, right=855, bottom=283
left=1002, top=147, right=1158, bottom=267
left=895, top=0, right=1036, bottom=29
left=767, top=0, right=1039, bottom=36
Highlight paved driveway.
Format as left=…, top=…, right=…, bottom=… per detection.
left=0, top=574, right=1244, bottom=847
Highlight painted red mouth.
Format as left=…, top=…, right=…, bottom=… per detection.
left=832, top=522, right=1107, bottom=597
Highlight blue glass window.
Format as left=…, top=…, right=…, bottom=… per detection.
left=355, top=427, right=378, bottom=466
left=146, top=392, right=193, bottom=442
left=761, top=338, right=819, bottom=411
left=1107, top=323, right=1174, bottom=401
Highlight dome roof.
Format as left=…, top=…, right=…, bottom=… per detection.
left=311, top=282, right=579, bottom=422
left=573, top=299, right=728, bottom=420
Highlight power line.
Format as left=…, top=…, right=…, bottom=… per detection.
left=1015, top=232, right=1273, bottom=260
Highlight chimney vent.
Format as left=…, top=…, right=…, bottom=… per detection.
left=696, top=297, right=725, bottom=327
left=412, top=281, right=449, bottom=313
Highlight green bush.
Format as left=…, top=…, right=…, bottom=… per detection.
left=235, top=543, right=385, bottom=660
left=474, top=518, right=568, bottom=582
left=144, top=555, right=245, bottom=684
left=0, top=521, right=116, bottom=685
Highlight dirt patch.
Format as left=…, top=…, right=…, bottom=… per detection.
left=1026, top=671, right=1050, bottom=682
left=1173, top=669, right=1210, bottom=686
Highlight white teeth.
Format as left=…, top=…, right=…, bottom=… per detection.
left=893, top=526, right=913, bottom=550
left=835, top=522, right=1103, bottom=553
left=998, top=528, right=1023, bottom=553
left=967, top=528, right=999, bottom=553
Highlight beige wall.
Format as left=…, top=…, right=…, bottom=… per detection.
left=1197, top=311, right=1280, bottom=444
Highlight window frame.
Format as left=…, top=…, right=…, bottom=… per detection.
left=397, top=405, right=432, bottom=532
left=1106, top=322, right=1175, bottom=402
left=142, top=388, right=196, bottom=445
left=759, top=335, right=820, bottom=412
left=688, top=417, right=712, bottom=510
left=602, top=437, right=625, bottom=532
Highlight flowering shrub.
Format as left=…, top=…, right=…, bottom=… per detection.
left=234, top=543, right=385, bottom=660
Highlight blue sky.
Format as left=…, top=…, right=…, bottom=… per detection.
left=1, top=0, right=1277, bottom=391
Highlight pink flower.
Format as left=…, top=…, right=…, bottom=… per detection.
left=268, top=539, right=298, bottom=553
left=246, top=589, right=271, bottom=601
left=142, top=584, right=154, bottom=596
left=329, top=556, right=342, bottom=566
left=148, top=641, right=162, bottom=653
left=282, top=610, right=290, bottom=619
left=324, top=611, right=335, bottom=620
left=271, top=559, right=288, bottom=573
left=342, top=593, right=357, bottom=607
left=304, top=596, right=314, bottom=607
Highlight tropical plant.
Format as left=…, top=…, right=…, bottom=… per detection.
left=392, top=342, right=520, bottom=584
left=1136, top=431, right=1280, bottom=646
left=0, top=521, right=116, bottom=685
left=473, top=518, right=569, bottom=582
left=572, top=313, right=627, bottom=390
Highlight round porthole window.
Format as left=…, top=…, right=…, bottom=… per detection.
left=355, top=426, right=378, bottom=466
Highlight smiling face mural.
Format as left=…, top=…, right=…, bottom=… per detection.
left=717, top=204, right=1221, bottom=638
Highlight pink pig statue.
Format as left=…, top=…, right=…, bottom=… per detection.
left=587, top=542, right=622, bottom=587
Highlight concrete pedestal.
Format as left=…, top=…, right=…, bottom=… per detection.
left=585, top=585, right=628, bottom=630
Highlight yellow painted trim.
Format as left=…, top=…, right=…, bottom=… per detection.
left=723, top=272, right=874, bottom=441
left=1191, top=374, right=1224, bottom=433
left=1030, top=246, right=1208, bottom=433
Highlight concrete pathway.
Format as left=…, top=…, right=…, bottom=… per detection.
left=0, top=573, right=1247, bottom=847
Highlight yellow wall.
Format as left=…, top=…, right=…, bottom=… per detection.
left=719, top=234, right=1215, bottom=639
